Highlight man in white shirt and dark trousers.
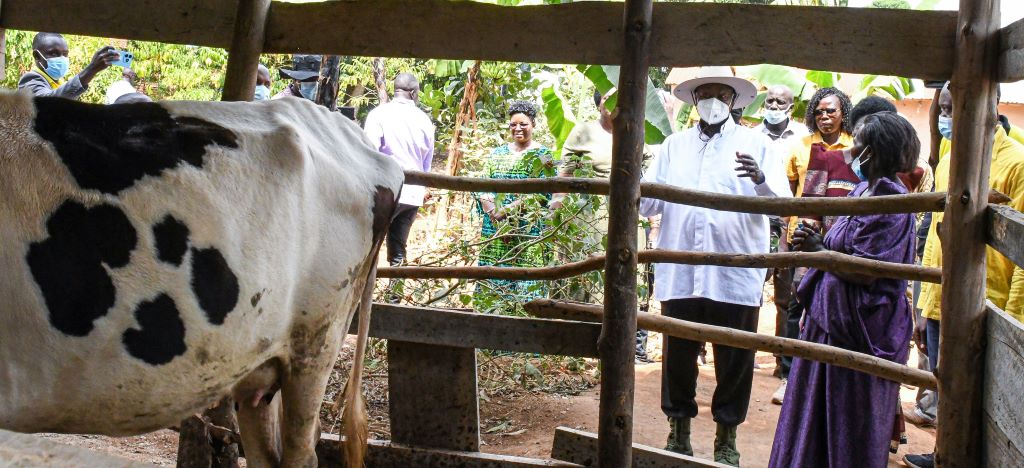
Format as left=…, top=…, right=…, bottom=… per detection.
left=364, top=73, right=436, bottom=302
left=640, top=68, right=791, bottom=466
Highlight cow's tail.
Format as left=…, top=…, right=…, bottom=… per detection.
left=339, top=257, right=375, bottom=468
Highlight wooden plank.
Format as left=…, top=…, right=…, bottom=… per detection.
left=221, top=0, right=271, bottom=102
left=0, top=429, right=153, bottom=467
left=526, top=299, right=938, bottom=391
left=387, top=341, right=480, bottom=451
left=3, top=1, right=955, bottom=79
left=316, top=433, right=582, bottom=468
left=549, top=427, right=727, bottom=468
left=405, top=172, right=1011, bottom=217
left=982, top=305, right=1024, bottom=466
left=600, top=1, right=650, bottom=465
left=987, top=203, right=1024, bottom=268
left=351, top=304, right=601, bottom=358
left=936, top=1, right=1001, bottom=466
left=1, top=0, right=237, bottom=48
left=998, top=17, right=1024, bottom=82
left=379, top=249, right=942, bottom=285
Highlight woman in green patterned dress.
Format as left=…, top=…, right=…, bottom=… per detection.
left=476, top=100, right=554, bottom=306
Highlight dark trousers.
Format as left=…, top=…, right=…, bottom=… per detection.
left=926, top=318, right=941, bottom=371
left=779, top=268, right=806, bottom=378
left=661, top=298, right=759, bottom=426
left=386, top=203, right=420, bottom=266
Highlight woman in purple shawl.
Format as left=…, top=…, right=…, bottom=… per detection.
left=769, top=112, right=919, bottom=468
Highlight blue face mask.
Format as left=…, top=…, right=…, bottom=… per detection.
left=937, top=115, right=953, bottom=140
left=41, top=55, right=70, bottom=80
left=299, top=82, right=317, bottom=100
left=254, top=85, right=270, bottom=101
left=851, top=147, right=872, bottom=181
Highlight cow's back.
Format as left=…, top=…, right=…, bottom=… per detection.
left=0, top=92, right=402, bottom=434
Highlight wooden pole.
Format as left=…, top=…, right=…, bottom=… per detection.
left=936, top=1, right=1000, bottom=466
left=372, top=57, right=388, bottom=104
left=221, top=0, right=270, bottom=101
left=446, top=60, right=482, bottom=177
left=525, top=300, right=938, bottom=391
left=403, top=171, right=1010, bottom=217
left=599, top=0, right=651, bottom=465
left=377, top=249, right=942, bottom=284
left=314, top=55, right=341, bottom=111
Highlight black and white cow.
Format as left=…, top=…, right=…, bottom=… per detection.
left=0, top=91, right=403, bottom=467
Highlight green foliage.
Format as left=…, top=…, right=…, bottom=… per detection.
left=577, top=64, right=673, bottom=145
left=870, top=0, right=911, bottom=8
left=540, top=85, right=577, bottom=156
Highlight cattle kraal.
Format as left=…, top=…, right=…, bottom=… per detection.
left=0, top=91, right=403, bottom=467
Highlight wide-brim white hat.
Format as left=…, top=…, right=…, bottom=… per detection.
left=672, top=66, right=757, bottom=109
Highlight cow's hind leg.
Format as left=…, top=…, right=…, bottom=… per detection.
left=279, top=321, right=342, bottom=467
left=236, top=392, right=282, bottom=468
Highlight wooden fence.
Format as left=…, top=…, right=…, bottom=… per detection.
left=3, top=0, right=1023, bottom=466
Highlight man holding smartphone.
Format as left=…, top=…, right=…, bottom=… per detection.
left=18, top=32, right=120, bottom=100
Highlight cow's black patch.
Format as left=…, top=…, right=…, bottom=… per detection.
left=32, top=97, right=238, bottom=195
left=190, top=247, right=239, bottom=325
left=27, top=200, right=137, bottom=336
left=372, top=186, right=397, bottom=246
left=122, top=294, right=187, bottom=365
left=153, top=215, right=190, bottom=266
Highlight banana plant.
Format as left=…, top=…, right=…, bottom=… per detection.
left=577, top=64, right=674, bottom=145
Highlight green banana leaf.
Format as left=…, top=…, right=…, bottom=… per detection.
left=540, top=85, right=577, bottom=157
left=577, top=64, right=674, bottom=145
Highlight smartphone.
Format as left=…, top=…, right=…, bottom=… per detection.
left=111, top=50, right=134, bottom=68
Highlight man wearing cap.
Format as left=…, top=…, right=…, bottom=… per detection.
left=640, top=67, right=791, bottom=466
left=363, top=73, right=435, bottom=302
left=273, top=55, right=321, bottom=100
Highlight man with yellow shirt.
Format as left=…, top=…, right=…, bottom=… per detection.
left=904, top=84, right=1024, bottom=468
left=772, top=87, right=854, bottom=405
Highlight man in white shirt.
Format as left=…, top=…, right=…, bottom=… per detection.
left=363, top=73, right=435, bottom=300
left=640, top=68, right=791, bottom=466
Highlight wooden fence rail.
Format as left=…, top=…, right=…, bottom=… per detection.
left=378, top=249, right=942, bottom=284
left=406, top=171, right=1010, bottom=217
left=0, top=0, right=957, bottom=79
left=524, top=299, right=938, bottom=391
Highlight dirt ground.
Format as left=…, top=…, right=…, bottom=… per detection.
left=38, top=296, right=935, bottom=467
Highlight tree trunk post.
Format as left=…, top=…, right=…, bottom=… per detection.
left=598, top=0, right=651, bottom=466
left=314, top=55, right=341, bottom=111
left=1, top=29, right=7, bottom=80
left=373, top=57, right=389, bottom=104
left=221, top=0, right=270, bottom=102
left=936, top=0, right=1001, bottom=466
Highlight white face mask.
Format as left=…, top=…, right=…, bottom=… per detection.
left=763, top=108, right=790, bottom=125
left=696, top=98, right=732, bottom=125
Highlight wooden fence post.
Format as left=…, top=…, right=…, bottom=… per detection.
left=221, top=0, right=271, bottom=101
left=598, top=0, right=652, bottom=466
left=936, top=0, right=1001, bottom=466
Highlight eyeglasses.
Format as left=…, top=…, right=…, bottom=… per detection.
left=813, top=108, right=839, bottom=117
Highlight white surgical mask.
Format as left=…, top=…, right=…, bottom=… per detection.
left=696, top=98, right=731, bottom=125
left=763, top=108, right=789, bottom=125
left=299, top=82, right=317, bottom=100
left=254, top=85, right=270, bottom=101
left=850, top=147, right=872, bottom=181
left=937, top=115, right=953, bottom=140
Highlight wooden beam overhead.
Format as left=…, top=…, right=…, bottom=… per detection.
left=1, top=0, right=956, bottom=80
